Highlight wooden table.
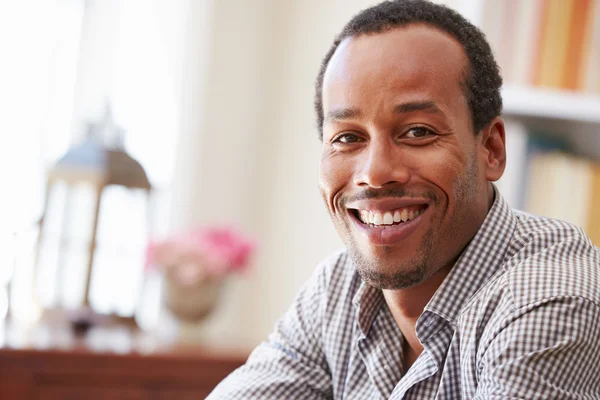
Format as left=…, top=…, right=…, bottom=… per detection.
left=0, top=319, right=248, bottom=399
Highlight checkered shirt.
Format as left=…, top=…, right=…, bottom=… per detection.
left=208, top=190, right=600, bottom=399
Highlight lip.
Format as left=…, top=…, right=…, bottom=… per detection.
left=348, top=203, right=429, bottom=246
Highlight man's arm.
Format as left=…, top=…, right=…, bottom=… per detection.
left=474, top=296, right=600, bottom=399
left=207, top=261, right=333, bottom=399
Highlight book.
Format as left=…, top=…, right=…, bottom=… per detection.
left=480, top=0, right=599, bottom=92
left=497, top=0, right=518, bottom=82
left=586, top=164, right=600, bottom=245
left=511, top=0, right=543, bottom=86
left=563, top=0, right=593, bottom=90
left=536, top=0, right=576, bottom=89
left=583, top=0, right=600, bottom=93
left=525, top=150, right=596, bottom=232
left=525, top=152, right=570, bottom=221
left=568, top=156, right=593, bottom=228
left=480, top=0, right=506, bottom=66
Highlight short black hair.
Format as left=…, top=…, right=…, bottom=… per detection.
left=315, top=0, right=502, bottom=139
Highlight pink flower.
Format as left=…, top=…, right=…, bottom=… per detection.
left=144, top=226, right=255, bottom=283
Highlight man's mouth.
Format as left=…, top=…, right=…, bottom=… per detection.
left=350, top=204, right=428, bottom=227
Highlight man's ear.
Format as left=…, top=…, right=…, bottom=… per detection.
left=479, top=117, right=506, bottom=182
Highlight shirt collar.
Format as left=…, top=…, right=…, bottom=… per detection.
left=352, top=279, right=384, bottom=337
left=422, top=185, right=517, bottom=328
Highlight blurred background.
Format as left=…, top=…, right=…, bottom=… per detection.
left=1, top=0, right=599, bottom=366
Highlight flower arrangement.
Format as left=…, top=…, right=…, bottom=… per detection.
left=145, top=225, right=255, bottom=284
left=144, top=225, right=255, bottom=322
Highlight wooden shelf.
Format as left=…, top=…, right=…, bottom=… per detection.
left=0, top=319, right=248, bottom=399
left=502, top=85, right=600, bottom=124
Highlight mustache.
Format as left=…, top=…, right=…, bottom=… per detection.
left=340, top=187, right=439, bottom=206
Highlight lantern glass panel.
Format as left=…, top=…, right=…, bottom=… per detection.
left=90, top=186, right=148, bottom=316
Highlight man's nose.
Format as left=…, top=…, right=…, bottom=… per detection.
left=354, top=140, right=410, bottom=188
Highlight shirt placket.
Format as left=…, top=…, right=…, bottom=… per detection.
left=389, top=313, right=453, bottom=399
left=353, top=304, right=405, bottom=399
left=356, top=333, right=405, bottom=399
left=389, top=349, right=439, bottom=399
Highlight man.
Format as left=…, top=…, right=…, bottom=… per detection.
left=209, top=1, right=600, bottom=398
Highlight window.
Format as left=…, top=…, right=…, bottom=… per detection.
left=3, top=0, right=181, bottom=327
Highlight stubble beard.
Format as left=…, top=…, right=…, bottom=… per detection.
left=345, top=222, right=435, bottom=290
left=338, top=156, right=480, bottom=290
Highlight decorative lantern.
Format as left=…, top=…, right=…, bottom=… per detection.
left=34, top=105, right=151, bottom=328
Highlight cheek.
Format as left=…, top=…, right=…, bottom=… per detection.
left=409, top=147, right=463, bottom=186
left=407, top=145, right=474, bottom=207
left=319, top=154, right=352, bottom=210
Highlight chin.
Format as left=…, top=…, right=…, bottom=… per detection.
left=357, top=262, right=428, bottom=290
left=348, top=245, right=430, bottom=290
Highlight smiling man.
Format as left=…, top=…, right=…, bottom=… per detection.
left=208, top=1, right=600, bottom=399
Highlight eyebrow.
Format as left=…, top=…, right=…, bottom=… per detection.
left=394, top=101, right=444, bottom=115
left=324, top=101, right=444, bottom=124
left=324, top=108, right=361, bottom=124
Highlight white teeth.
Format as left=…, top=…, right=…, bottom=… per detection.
left=400, top=209, right=408, bottom=222
left=373, top=212, right=383, bottom=225
left=360, top=210, right=368, bottom=224
left=383, top=212, right=393, bottom=225
left=358, top=207, right=425, bottom=226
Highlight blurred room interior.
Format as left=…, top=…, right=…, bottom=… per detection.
left=1, top=0, right=599, bottom=397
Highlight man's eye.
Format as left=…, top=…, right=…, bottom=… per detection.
left=405, top=127, right=436, bottom=139
left=333, top=133, right=362, bottom=144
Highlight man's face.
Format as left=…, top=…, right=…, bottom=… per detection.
left=319, top=25, right=495, bottom=290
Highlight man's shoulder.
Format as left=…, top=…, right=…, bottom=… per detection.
left=512, top=210, right=594, bottom=246
left=458, top=213, right=600, bottom=344
left=502, top=211, right=600, bottom=308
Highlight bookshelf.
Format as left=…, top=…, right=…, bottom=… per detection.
left=443, top=0, right=600, bottom=245
left=501, top=85, right=600, bottom=162
left=502, top=85, right=600, bottom=125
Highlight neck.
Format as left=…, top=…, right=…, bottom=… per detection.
left=382, top=262, right=453, bottom=322
left=382, top=263, right=453, bottom=369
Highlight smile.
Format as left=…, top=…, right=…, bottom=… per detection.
left=347, top=202, right=430, bottom=246
left=354, top=205, right=427, bottom=227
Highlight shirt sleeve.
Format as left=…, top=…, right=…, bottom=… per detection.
left=474, top=295, right=600, bottom=399
left=207, top=260, right=333, bottom=399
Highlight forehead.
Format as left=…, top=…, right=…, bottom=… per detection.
left=322, top=24, right=468, bottom=114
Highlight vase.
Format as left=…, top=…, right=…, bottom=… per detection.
left=162, top=274, right=223, bottom=324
